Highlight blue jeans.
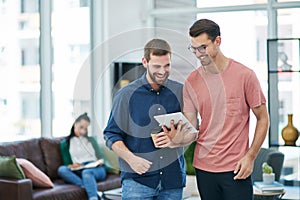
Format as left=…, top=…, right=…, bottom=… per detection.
left=58, top=165, right=107, bottom=200
left=122, top=178, right=183, bottom=200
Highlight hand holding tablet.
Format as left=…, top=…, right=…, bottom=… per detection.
left=154, top=112, right=198, bottom=134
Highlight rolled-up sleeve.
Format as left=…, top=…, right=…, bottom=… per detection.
left=103, top=90, right=129, bottom=149
left=104, top=115, right=125, bottom=149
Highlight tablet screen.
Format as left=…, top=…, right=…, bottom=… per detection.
left=154, top=112, right=198, bottom=134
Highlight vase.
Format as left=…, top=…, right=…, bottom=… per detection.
left=263, top=173, right=275, bottom=184
left=281, top=114, right=299, bottom=146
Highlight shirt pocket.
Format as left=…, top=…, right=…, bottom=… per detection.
left=226, top=97, right=241, bottom=117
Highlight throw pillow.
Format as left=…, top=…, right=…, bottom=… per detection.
left=0, top=155, right=25, bottom=179
left=16, top=158, right=54, bottom=188
left=90, top=137, right=120, bottom=175
left=100, top=145, right=120, bottom=174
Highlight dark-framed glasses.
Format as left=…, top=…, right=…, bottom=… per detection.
left=188, top=44, right=208, bottom=54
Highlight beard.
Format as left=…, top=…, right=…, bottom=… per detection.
left=148, top=70, right=169, bottom=85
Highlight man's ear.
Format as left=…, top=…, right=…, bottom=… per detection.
left=215, top=36, right=221, bottom=46
left=142, top=57, right=147, bottom=69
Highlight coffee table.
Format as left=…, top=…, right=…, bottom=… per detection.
left=253, top=186, right=285, bottom=200
left=100, top=188, right=122, bottom=200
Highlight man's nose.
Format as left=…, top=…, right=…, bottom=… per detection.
left=158, top=67, right=166, bottom=74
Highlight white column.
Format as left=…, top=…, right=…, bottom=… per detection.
left=90, top=0, right=111, bottom=139
left=39, top=0, right=52, bottom=138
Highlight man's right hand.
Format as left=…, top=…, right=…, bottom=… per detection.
left=162, top=119, right=197, bottom=147
left=163, top=120, right=190, bottom=144
left=128, top=155, right=152, bottom=175
left=111, top=140, right=152, bottom=175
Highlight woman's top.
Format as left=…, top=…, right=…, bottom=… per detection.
left=60, top=136, right=101, bottom=166
left=69, top=136, right=97, bottom=164
left=60, top=136, right=119, bottom=174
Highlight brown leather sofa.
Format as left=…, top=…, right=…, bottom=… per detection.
left=0, top=137, right=121, bottom=200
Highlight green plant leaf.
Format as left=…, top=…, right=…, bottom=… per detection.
left=262, top=162, right=273, bottom=174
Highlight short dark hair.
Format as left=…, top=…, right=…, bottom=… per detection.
left=189, top=19, right=220, bottom=41
left=144, top=39, right=171, bottom=62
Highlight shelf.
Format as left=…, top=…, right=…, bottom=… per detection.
left=270, top=144, right=300, bottom=148
left=268, top=38, right=300, bottom=41
left=267, top=38, right=300, bottom=147
left=268, top=70, right=300, bottom=73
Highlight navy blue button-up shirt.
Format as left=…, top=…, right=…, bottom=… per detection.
left=104, top=73, right=186, bottom=189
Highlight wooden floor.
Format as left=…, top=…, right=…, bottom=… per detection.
left=183, top=175, right=200, bottom=200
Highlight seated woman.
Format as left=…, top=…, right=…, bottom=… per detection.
left=58, top=113, right=106, bottom=200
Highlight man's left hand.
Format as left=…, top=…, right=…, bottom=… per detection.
left=233, top=154, right=254, bottom=180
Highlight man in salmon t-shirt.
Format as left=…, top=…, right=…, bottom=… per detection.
left=159, top=19, right=269, bottom=200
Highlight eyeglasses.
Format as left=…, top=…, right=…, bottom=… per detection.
left=188, top=44, right=209, bottom=54
left=188, top=40, right=213, bottom=54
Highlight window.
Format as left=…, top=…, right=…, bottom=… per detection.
left=0, top=0, right=40, bottom=142
left=197, top=0, right=267, bottom=8
left=21, top=0, right=39, bottom=13
left=21, top=47, right=39, bottom=66
left=277, top=8, right=300, bottom=38
left=0, top=0, right=7, bottom=14
left=52, top=0, right=91, bottom=137
left=21, top=92, right=39, bottom=119
left=68, top=0, right=90, bottom=8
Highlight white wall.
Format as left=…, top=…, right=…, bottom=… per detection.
left=92, top=0, right=152, bottom=134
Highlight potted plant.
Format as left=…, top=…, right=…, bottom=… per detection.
left=262, top=162, right=275, bottom=184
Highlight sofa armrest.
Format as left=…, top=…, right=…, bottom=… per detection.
left=0, top=178, right=33, bottom=200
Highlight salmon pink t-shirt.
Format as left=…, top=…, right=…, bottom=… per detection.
left=183, top=59, right=266, bottom=172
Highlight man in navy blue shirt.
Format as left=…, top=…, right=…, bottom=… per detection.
left=104, top=39, right=186, bottom=199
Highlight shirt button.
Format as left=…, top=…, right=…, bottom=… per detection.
left=160, top=156, right=163, bottom=159
left=157, top=92, right=159, bottom=95
left=160, top=172, right=163, bottom=175
left=158, top=108, right=161, bottom=111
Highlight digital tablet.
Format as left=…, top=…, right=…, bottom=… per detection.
left=154, top=112, right=198, bottom=134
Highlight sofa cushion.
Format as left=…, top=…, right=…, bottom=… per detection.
left=39, top=137, right=64, bottom=180
left=97, top=174, right=121, bottom=192
left=17, top=158, right=54, bottom=188
left=0, top=139, right=46, bottom=174
left=33, top=180, right=87, bottom=200
left=0, top=156, right=25, bottom=179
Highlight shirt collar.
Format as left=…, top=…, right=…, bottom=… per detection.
left=140, top=73, right=168, bottom=92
